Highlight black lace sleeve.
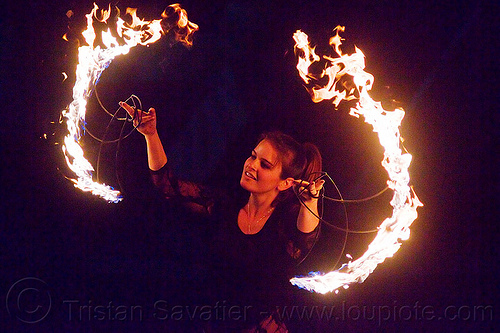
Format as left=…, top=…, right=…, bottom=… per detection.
left=150, top=164, right=215, bottom=214
left=279, top=204, right=320, bottom=262
left=286, top=227, right=319, bottom=263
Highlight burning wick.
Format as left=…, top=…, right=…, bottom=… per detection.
left=290, top=27, right=423, bottom=294
left=61, top=4, right=198, bottom=202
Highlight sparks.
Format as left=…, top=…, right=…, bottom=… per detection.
left=291, top=27, right=423, bottom=294
left=61, top=3, right=198, bottom=202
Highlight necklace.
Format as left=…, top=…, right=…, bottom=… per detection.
left=246, top=203, right=275, bottom=234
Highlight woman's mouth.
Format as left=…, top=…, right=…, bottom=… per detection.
left=244, top=171, right=256, bottom=180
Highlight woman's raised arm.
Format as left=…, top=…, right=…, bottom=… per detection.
left=119, top=101, right=167, bottom=171
left=294, top=179, right=325, bottom=233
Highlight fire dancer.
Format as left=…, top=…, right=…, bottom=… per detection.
left=120, top=101, right=324, bottom=331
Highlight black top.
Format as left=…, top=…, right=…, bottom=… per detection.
left=151, top=164, right=318, bottom=318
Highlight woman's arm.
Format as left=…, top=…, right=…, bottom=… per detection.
left=120, top=101, right=212, bottom=208
left=119, top=102, right=167, bottom=171
left=144, top=131, right=167, bottom=171
left=295, top=179, right=325, bottom=233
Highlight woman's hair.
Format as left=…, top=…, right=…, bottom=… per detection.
left=258, top=131, right=323, bottom=204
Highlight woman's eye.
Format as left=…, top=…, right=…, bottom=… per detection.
left=261, top=162, right=271, bottom=169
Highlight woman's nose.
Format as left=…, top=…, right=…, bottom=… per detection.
left=247, top=158, right=258, bottom=170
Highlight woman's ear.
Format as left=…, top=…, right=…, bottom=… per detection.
left=277, top=177, right=295, bottom=192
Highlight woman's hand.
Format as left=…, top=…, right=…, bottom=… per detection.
left=293, top=179, right=325, bottom=202
left=119, top=101, right=167, bottom=170
left=119, top=101, right=157, bottom=137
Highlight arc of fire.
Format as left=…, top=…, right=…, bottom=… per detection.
left=291, top=27, right=423, bottom=294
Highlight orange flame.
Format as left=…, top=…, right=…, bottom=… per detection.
left=291, top=27, right=423, bottom=294
left=61, top=4, right=198, bottom=202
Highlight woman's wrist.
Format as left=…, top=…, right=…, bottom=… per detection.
left=145, top=131, right=168, bottom=171
left=144, top=130, right=159, bottom=141
left=302, top=196, right=319, bottom=205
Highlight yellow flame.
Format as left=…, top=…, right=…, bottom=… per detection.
left=291, top=27, right=423, bottom=294
left=61, top=4, right=198, bottom=202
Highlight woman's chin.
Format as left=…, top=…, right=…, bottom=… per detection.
left=240, top=178, right=248, bottom=190
left=240, top=177, right=254, bottom=191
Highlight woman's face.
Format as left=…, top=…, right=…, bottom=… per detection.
left=240, top=139, right=286, bottom=195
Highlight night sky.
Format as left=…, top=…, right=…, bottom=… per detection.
left=1, top=0, right=497, bottom=331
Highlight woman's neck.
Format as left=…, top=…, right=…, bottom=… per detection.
left=247, top=192, right=276, bottom=217
left=238, top=192, right=277, bottom=235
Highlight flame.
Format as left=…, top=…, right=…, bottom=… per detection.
left=291, top=27, right=423, bottom=294
left=62, top=3, right=198, bottom=202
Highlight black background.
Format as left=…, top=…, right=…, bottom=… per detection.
left=1, top=0, right=497, bottom=331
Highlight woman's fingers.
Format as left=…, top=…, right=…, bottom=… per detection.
left=310, top=180, right=325, bottom=197
left=119, top=102, right=154, bottom=119
left=119, top=101, right=135, bottom=117
left=294, top=179, right=325, bottom=198
left=118, top=102, right=158, bottom=136
left=293, top=179, right=310, bottom=186
left=293, top=179, right=324, bottom=189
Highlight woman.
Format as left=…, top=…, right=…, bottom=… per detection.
left=120, top=102, right=324, bottom=331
